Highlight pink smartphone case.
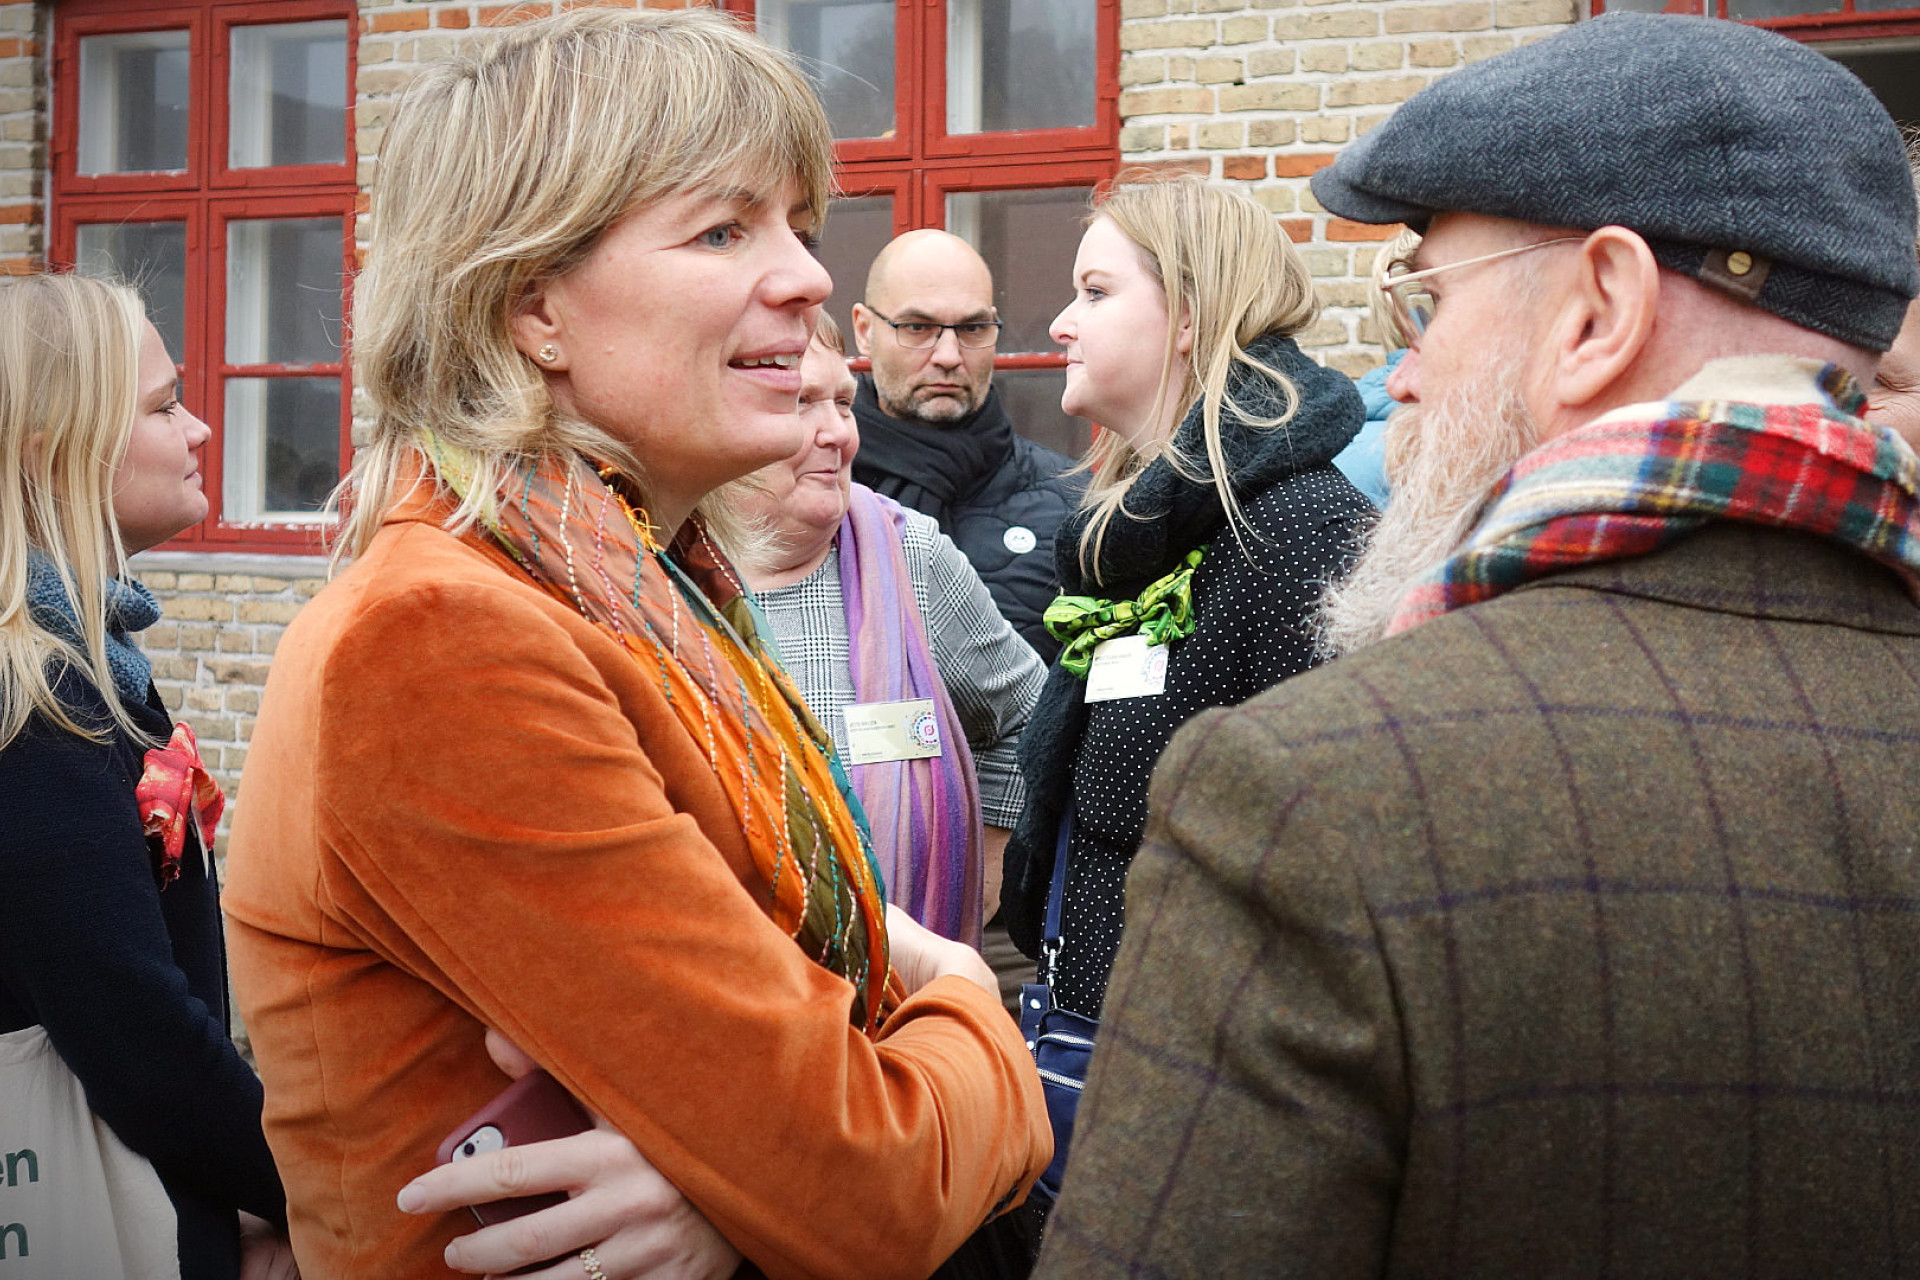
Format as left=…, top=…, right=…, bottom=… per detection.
left=435, top=1069, right=594, bottom=1226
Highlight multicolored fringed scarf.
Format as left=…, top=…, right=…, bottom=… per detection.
left=1044, top=546, right=1205, bottom=678
left=1387, top=359, right=1920, bottom=636
left=433, top=440, right=893, bottom=1034
left=839, top=486, right=983, bottom=947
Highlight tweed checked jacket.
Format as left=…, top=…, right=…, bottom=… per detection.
left=1036, top=521, right=1920, bottom=1279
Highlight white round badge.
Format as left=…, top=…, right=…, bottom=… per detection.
left=1003, top=525, right=1038, bottom=555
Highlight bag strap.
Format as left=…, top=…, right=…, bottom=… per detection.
left=1037, top=802, right=1074, bottom=992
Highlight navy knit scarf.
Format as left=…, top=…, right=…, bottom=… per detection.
left=25, top=550, right=160, bottom=707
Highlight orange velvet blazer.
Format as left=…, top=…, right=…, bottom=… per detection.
left=223, top=502, right=1049, bottom=1279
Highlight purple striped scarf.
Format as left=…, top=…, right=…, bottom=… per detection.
left=839, top=485, right=985, bottom=945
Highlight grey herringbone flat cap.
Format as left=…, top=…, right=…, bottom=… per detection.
left=1309, top=13, right=1919, bottom=351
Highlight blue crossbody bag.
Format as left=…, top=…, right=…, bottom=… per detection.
left=1017, top=805, right=1098, bottom=1212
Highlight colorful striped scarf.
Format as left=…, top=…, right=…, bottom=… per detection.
left=1388, top=359, right=1920, bottom=636
left=839, top=486, right=984, bottom=947
left=435, top=441, right=893, bottom=1034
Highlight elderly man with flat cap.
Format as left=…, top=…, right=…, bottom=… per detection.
left=1036, top=15, right=1920, bottom=1279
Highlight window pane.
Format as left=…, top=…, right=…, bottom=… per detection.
left=757, top=0, right=895, bottom=141
left=223, top=376, right=339, bottom=522
left=947, top=0, right=1096, bottom=135
left=1824, top=48, right=1920, bottom=131
left=229, top=21, right=349, bottom=169
left=78, top=30, right=190, bottom=174
left=1725, top=0, right=1840, bottom=17
left=76, top=222, right=188, bottom=360
left=945, top=186, right=1090, bottom=354
left=995, top=367, right=1087, bottom=461
left=815, top=194, right=893, bottom=342
left=226, top=218, right=342, bottom=366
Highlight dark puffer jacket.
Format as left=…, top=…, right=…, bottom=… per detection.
left=852, top=378, right=1085, bottom=663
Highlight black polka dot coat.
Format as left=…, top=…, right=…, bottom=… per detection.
left=1003, top=332, right=1375, bottom=1017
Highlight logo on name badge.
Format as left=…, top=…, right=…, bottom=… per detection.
left=1003, top=525, right=1037, bottom=554
left=911, top=709, right=940, bottom=749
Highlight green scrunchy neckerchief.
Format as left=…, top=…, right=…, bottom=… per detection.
left=1045, top=546, right=1205, bottom=678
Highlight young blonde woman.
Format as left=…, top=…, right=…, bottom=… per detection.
left=221, top=10, right=1047, bottom=1280
left=1001, top=173, right=1374, bottom=1222
left=0, top=274, right=292, bottom=1279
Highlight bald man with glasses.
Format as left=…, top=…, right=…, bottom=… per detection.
left=850, top=229, right=1084, bottom=668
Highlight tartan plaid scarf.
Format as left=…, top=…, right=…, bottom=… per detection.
left=1388, top=358, right=1920, bottom=636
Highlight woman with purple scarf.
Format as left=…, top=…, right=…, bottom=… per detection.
left=735, top=315, right=1044, bottom=947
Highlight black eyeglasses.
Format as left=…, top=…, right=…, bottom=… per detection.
left=864, top=307, right=1003, bottom=350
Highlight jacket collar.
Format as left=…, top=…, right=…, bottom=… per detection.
left=1522, top=521, right=1920, bottom=635
left=1659, top=354, right=1866, bottom=415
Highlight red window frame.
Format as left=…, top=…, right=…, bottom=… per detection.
left=1591, top=0, right=1920, bottom=40
left=50, top=0, right=357, bottom=554
left=722, top=0, right=1122, bottom=378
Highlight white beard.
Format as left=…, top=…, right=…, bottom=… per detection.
left=1318, top=354, right=1540, bottom=657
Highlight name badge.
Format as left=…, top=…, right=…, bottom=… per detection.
left=844, top=698, right=943, bottom=764
left=1084, top=634, right=1170, bottom=703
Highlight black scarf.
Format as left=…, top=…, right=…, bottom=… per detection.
left=850, top=379, right=1017, bottom=525
left=1003, top=332, right=1363, bottom=955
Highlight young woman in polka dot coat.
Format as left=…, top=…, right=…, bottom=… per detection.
left=1004, top=174, right=1373, bottom=1024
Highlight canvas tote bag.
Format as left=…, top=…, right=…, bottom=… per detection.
left=0, top=1024, right=179, bottom=1278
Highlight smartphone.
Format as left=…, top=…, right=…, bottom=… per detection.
left=435, top=1069, right=594, bottom=1227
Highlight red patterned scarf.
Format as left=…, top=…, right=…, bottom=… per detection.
left=136, top=722, right=223, bottom=886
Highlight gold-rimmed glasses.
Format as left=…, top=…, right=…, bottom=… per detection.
left=1376, top=236, right=1585, bottom=339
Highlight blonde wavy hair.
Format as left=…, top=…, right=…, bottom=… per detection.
left=0, top=273, right=152, bottom=747
left=339, top=7, right=834, bottom=559
left=1367, top=226, right=1424, bottom=353
left=1074, top=172, right=1320, bottom=579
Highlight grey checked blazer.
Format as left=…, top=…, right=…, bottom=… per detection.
left=1036, top=523, right=1920, bottom=1279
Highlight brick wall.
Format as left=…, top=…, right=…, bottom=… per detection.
left=130, top=553, right=332, bottom=807
left=0, top=2, right=43, bottom=275
left=1115, top=0, right=1581, bottom=377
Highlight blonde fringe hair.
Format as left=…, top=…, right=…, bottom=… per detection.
left=1075, top=171, right=1320, bottom=580
left=338, top=6, right=835, bottom=560
left=0, top=273, right=152, bottom=748
left=812, top=309, right=846, bottom=356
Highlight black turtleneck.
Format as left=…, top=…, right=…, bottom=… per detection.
left=852, top=378, right=1085, bottom=662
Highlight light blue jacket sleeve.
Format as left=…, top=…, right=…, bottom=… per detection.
left=1333, top=348, right=1404, bottom=509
